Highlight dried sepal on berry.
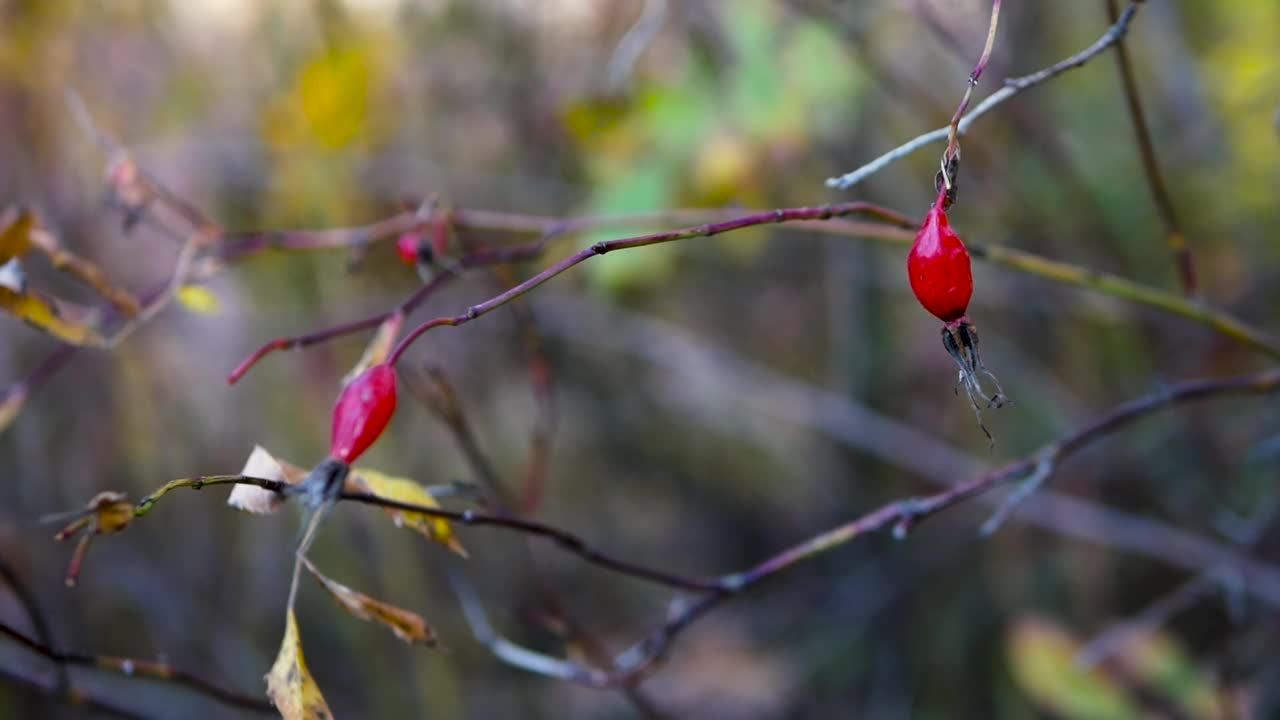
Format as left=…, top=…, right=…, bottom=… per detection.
left=907, top=185, right=1007, bottom=441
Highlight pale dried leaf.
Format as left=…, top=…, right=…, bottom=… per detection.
left=0, top=258, right=24, bottom=293
left=266, top=609, right=333, bottom=720
left=350, top=468, right=466, bottom=557
left=0, top=286, right=102, bottom=345
left=228, top=445, right=291, bottom=514
left=303, top=558, right=437, bottom=646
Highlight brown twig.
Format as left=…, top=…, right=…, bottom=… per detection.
left=1104, top=0, right=1196, bottom=295
left=939, top=0, right=1002, bottom=190
left=408, top=368, right=666, bottom=717
left=0, top=554, right=64, bottom=692
left=382, top=203, right=917, bottom=366
left=0, top=665, right=142, bottom=719
left=0, top=620, right=273, bottom=714
left=112, top=367, right=1280, bottom=688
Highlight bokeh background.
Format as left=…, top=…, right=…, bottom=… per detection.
left=1, top=0, right=1279, bottom=717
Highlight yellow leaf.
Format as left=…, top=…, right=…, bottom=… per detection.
left=350, top=468, right=466, bottom=557
left=298, top=46, right=371, bottom=149
left=1007, top=617, right=1140, bottom=720
left=175, top=285, right=220, bottom=315
left=0, top=287, right=101, bottom=345
left=0, top=207, right=33, bottom=264
left=266, top=609, right=333, bottom=720
left=342, top=311, right=403, bottom=387
left=303, top=558, right=437, bottom=646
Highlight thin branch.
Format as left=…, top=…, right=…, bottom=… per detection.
left=1104, top=0, right=1195, bottom=295
left=131, top=366, right=1280, bottom=687
left=797, top=219, right=1280, bottom=359
left=594, top=367, right=1280, bottom=684
left=826, top=1, right=1142, bottom=189
left=131, top=474, right=719, bottom=593
left=26, top=225, right=141, bottom=316
left=407, top=368, right=666, bottom=717
left=0, top=666, right=142, bottom=719
left=1074, top=502, right=1277, bottom=669
left=0, top=555, right=65, bottom=692
left=533, top=291, right=1280, bottom=609
left=383, top=203, right=918, bottom=366
left=1074, top=572, right=1221, bottom=670
left=941, top=0, right=1003, bottom=176
left=0, top=620, right=273, bottom=714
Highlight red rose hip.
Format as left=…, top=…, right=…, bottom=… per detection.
left=396, top=232, right=422, bottom=266
left=907, top=186, right=973, bottom=323
left=330, top=363, right=397, bottom=464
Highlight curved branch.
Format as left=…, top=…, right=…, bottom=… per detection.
left=0, top=621, right=273, bottom=714
left=383, top=203, right=919, bottom=366
left=826, top=1, right=1142, bottom=189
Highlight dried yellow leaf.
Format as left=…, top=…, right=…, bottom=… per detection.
left=0, top=207, right=32, bottom=264
left=0, top=286, right=101, bottom=345
left=350, top=468, right=467, bottom=557
left=266, top=609, right=333, bottom=720
left=175, top=285, right=220, bottom=315
left=303, top=559, right=436, bottom=646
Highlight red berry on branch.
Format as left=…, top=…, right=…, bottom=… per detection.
left=330, top=363, right=397, bottom=464
left=907, top=186, right=973, bottom=323
left=395, top=232, right=422, bottom=266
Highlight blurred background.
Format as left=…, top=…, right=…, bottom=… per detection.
left=1, top=0, right=1279, bottom=717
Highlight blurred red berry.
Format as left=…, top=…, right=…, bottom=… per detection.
left=330, top=363, right=397, bottom=464
left=396, top=232, right=421, bottom=266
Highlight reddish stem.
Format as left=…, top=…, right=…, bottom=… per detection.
left=386, top=202, right=909, bottom=366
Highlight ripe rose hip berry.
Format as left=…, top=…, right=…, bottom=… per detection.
left=396, top=232, right=423, bottom=266
left=906, top=183, right=1006, bottom=441
left=907, top=186, right=973, bottom=323
left=330, top=363, right=397, bottom=464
